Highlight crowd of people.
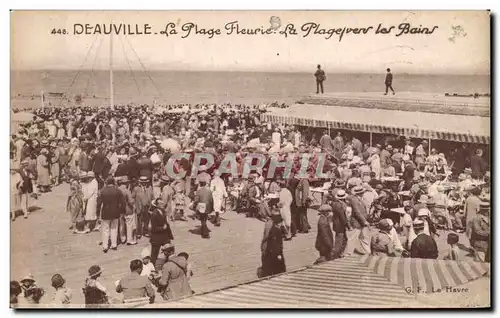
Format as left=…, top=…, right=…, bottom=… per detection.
left=10, top=101, right=491, bottom=307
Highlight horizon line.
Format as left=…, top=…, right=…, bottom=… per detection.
left=10, top=68, right=491, bottom=76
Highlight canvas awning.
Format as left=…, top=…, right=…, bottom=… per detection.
left=262, top=104, right=490, bottom=144
left=159, top=255, right=489, bottom=308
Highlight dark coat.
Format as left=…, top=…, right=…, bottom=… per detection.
left=315, top=214, right=334, bottom=255
left=385, top=72, right=393, bottom=85
left=150, top=209, right=174, bottom=245
left=470, top=154, right=488, bottom=179
left=97, top=185, right=125, bottom=220
left=193, top=187, right=214, bottom=214
left=331, top=201, right=349, bottom=233
left=410, top=233, right=438, bottom=259
left=137, top=157, right=154, bottom=181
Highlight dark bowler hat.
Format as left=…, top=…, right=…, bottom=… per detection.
left=88, top=265, right=103, bottom=278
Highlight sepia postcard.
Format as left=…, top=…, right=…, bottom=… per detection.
left=10, top=10, right=490, bottom=309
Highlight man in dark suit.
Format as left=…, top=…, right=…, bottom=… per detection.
left=384, top=68, right=395, bottom=95
left=410, top=219, right=439, bottom=259
left=193, top=178, right=214, bottom=239
left=314, top=64, right=326, bottom=94
left=97, top=177, right=125, bottom=253
left=315, top=205, right=334, bottom=264
left=470, top=149, right=488, bottom=180
left=295, top=176, right=311, bottom=233
left=331, top=190, right=350, bottom=259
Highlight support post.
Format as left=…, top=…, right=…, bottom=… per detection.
left=109, top=30, right=114, bottom=110
left=428, top=138, right=431, bottom=155
left=370, top=132, right=373, bottom=147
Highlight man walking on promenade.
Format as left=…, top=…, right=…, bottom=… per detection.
left=384, top=68, right=395, bottom=95
left=314, top=64, right=326, bottom=94
left=97, top=177, right=125, bottom=253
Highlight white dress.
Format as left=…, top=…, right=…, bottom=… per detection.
left=279, top=188, right=293, bottom=228
left=210, top=176, right=227, bottom=213
left=82, top=179, right=98, bottom=221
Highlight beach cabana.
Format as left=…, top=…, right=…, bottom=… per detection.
left=261, top=103, right=490, bottom=145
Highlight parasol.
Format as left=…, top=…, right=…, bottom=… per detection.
left=160, top=138, right=181, bottom=153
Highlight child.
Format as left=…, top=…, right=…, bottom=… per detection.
left=173, top=189, right=188, bottom=221
left=444, top=232, right=461, bottom=261
left=20, top=274, right=37, bottom=294
left=83, top=265, right=108, bottom=308
left=51, top=273, right=72, bottom=306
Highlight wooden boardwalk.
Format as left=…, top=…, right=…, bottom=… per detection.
left=11, top=183, right=323, bottom=306
left=10, top=182, right=480, bottom=307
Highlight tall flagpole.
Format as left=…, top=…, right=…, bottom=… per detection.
left=109, top=28, right=114, bottom=110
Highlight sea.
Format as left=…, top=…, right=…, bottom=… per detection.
left=10, top=70, right=490, bottom=108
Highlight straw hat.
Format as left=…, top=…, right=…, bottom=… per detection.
left=352, top=185, right=365, bottom=195
left=413, top=219, right=425, bottom=229
left=335, top=189, right=348, bottom=200
left=417, top=208, right=431, bottom=217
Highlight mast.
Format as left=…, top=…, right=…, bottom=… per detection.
left=41, top=90, right=44, bottom=109
left=109, top=29, right=114, bottom=110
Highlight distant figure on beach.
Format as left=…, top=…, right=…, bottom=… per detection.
left=384, top=68, right=395, bottom=95
left=314, top=65, right=326, bottom=94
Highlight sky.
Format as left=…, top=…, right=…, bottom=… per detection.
left=10, top=10, right=490, bottom=74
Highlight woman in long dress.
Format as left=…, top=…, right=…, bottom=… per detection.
left=278, top=180, right=293, bottom=240
left=82, top=172, right=98, bottom=232
left=36, top=148, right=51, bottom=192
left=67, top=180, right=85, bottom=233
left=210, top=172, right=227, bottom=216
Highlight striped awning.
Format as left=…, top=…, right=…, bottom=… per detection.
left=160, top=256, right=489, bottom=308
left=262, top=104, right=490, bottom=144
left=359, top=255, right=490, bottom=294
left=161, top=256, right=415, bottom=308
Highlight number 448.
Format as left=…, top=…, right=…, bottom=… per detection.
left=51, top=28, right=67, bottom=34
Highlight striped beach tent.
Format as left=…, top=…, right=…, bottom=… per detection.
left=358, top=255, right=490, bottom=294
left=261, top=104, right=490, bottom=144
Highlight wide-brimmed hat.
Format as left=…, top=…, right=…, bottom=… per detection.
left=458, top=173, right=467, bottom=181
left=86, top=171, right=95, bottom=179
left=116, top=176, right=129, bottom=184
left=88, top=265, right=103, bottom=278
left=51, top=274, right=65, bottom=288
left=335, top=189, right=348, bottom=200
left=464, top=168, right=472, bottom=174
left=138, top=176, right=150, bottom=183
left=20, top=274, right=35, bottom=283
left=334, top=179, right=346, bottom=188
left=417, top=208, right=431, bottom=217
left=352, top=185, right=365, bottom=195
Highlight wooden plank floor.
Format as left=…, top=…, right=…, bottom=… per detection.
left=10, top=182, right=477, bottom=307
